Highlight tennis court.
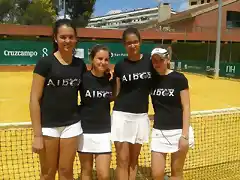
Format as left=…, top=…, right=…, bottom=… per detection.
left=0, top=70, right=240, bottom=180
left=1, top=71, right=240, bottom=123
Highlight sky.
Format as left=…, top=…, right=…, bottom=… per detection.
left=93, top=0, right=189, bottom=17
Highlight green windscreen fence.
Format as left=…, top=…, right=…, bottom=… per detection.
left=171, top=60, right=240, bottom=78
left=1, top=40, right=239, bottom=78
left=170, top=42, right=240, bottom=78
left=171, top=42, right=240, bottom=63
left=0, top=40, right=155, bottom=65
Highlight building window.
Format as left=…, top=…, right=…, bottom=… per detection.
left=227, top=11, right=240, bottom=28
left=190, top=1, right=197, bottom=5
left=207, top=0, right=210, bottom=2
left=201, top=0, right=204, bottom=4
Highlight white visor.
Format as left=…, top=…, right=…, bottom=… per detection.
left=151, top=48, right=169, bottom=58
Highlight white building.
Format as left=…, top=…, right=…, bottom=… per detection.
left=87, top=3, right=176, bottom=29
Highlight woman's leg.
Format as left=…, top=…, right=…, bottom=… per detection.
left=39, top=136, right=60, bottom=180
left=151, top=151, right=167, bottom=180
left=95, top=153, right=111, bottom=180
left=79, top=153, right=94, bottom=180
left=170, top=148, right=188, bottom=180
left=58, top=136, right=79, bottom=180
left=114, top=142, right=130, bottom=180
left=129, top=143, right=142, bottom=180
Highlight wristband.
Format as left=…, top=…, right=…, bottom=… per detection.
left=181, top=135, right=189, bottom=140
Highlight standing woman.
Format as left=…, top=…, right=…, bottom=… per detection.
left=150, top=46, right=194, bottom=180
left=111, top=27, right=152, bottom=180
left=78, top=44, right=115, bottom=180
left=29, top=19, right=86, bottom=180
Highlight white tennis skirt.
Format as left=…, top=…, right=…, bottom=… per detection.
left=151, top=126, right=195, bottom=153
left=111, top=111, right=150, bottom=144
left=78, top=133, right=112, bottom=153
left=42, top=121, right=83, bottom=138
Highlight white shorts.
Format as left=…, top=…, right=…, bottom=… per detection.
left=42, top=121, right=83, bottom=138
left=151, top=126, right=195, bottom=153
left=78, top=133, right=112, bottom=153
left=111, top=111, right=150, bottom=144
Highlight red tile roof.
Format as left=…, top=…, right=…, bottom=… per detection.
left=159, top=0, right=238, bottom=25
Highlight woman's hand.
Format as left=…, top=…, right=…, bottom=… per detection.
left=105, top=68, right=114, bottom=81
left=32, top=136, right=44, bottom=154
left=178, top=136, right=189, bottom=152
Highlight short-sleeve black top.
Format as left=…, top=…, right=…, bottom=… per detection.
left=151, top=71, right=189, bottom=130
left=79, top=71, right=115, bottom=133
left=113, top=54, right=153, bottom=113
left=33, top=54, right=86, bottom=127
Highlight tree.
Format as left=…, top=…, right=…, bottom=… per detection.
left=10, top=0, right=30, bottom=24
left=0, top=0, right=56, bottom=25
left=0, top=0, right=95, bottom=26
left=0, top=0, right=35, bottom=24
left=66, top=0, right=96, bottom=27
left=20, top=0, right=56, bottom=25
left=0, top=0, right=15, bottom=23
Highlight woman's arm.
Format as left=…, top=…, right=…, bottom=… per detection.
left=29, top=73, right=45, bottom=137
left=110, top=77, right=120, bottom=102
left=110, top=63, right=121, bottom=102
left=180, top=89, right=190, bottom=139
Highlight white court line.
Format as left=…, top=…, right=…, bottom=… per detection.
left=226, top=104, right=234, bottom=108
left=0, top=122, right=31, bottom=127
left=0, top=98, right=13, bottom=102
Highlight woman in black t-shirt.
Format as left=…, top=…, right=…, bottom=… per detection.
left=111, top=27, right=152, bottom=180
left=78, top=45, right=114, bottom=180
left=29, top=19, right=86, bottom=180
left=150, top=46, right=194, bottom=180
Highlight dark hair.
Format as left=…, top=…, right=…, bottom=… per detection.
left=122, top=27, right=141, bottom=43
left=52, top=19, right=77, bottom=53
left=89, top=44, right=112, bottom=78
left=89, top=44, right=111, bottom=61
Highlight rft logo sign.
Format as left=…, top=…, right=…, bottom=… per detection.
left=226, top=65, right=236, bottom=74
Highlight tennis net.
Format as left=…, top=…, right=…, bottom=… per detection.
left=0, top=107, right=240, bottom=180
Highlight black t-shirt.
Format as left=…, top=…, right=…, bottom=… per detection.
left=151, top=71, right=189, bottom=130
left=79, top=71, right=115, bottom=134
left=33, top=54, right=86, bottom=127
left=113, top=54, right=153, bottom=113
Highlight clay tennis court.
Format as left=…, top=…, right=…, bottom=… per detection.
left=0, top=67, right=240, bottom=180
left=0, top=67, right=239, bottom=123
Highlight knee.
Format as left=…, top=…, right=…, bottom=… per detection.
left=171, top=166, right=184, bottom=179
left=41, top=167, right=57, bottom=180
left=97, top=170, right=110, bottom=180
left=117, top=153, right=129, bottom=168
left=152, top=169, right=165, bottom=180
left=58, top=166, right=73, bottom=178
left=81, top=164, right=93, bottom=176
left=151, top=160, right=165, bottom=180
left=171, top=167, right=183, bottom=176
